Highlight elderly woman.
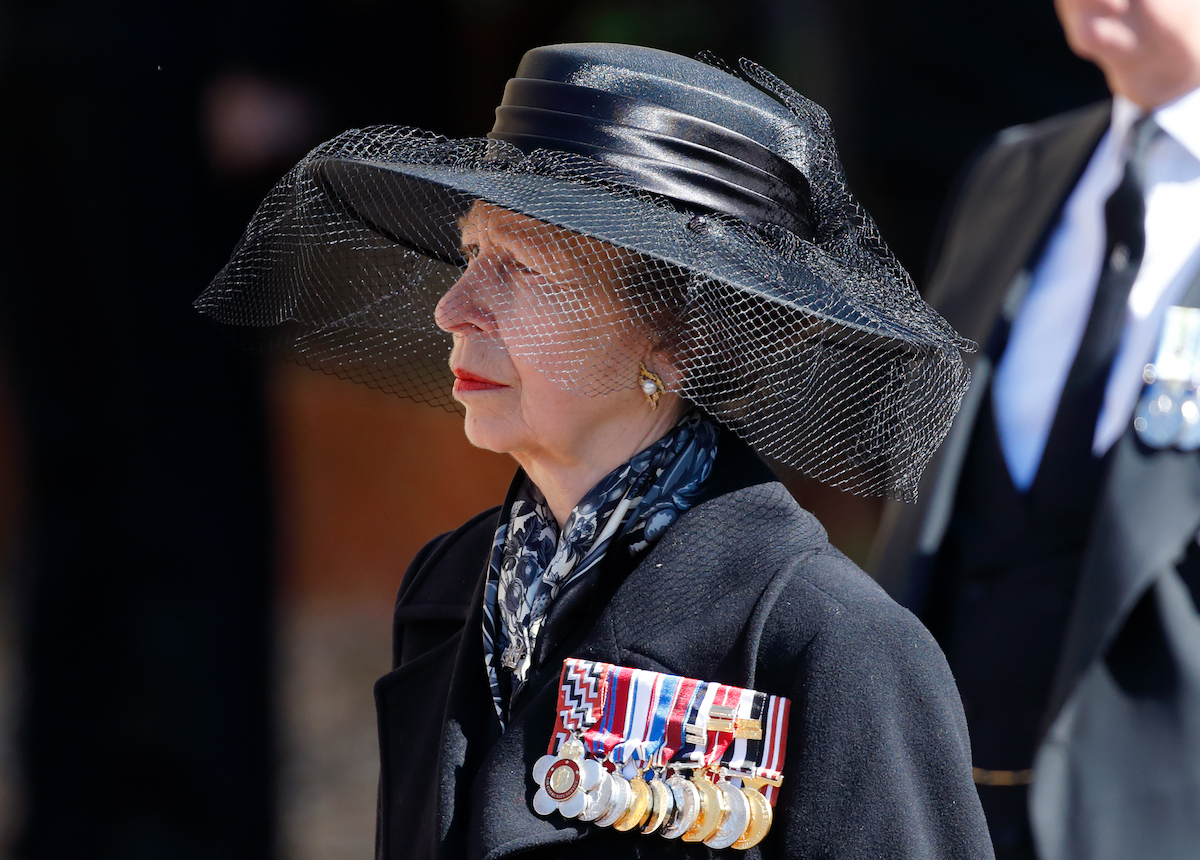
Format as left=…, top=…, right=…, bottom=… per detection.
left=199, top=43, right=991, bottom=860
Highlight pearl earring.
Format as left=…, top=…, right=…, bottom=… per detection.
left=638, top=361, right=664, bottom=410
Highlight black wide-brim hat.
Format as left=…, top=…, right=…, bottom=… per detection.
left=197, top=43, right=972, bottom=500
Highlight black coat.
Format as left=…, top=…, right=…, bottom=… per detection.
left=871, top=103, right=1200, bottom=860
left=376, top=433, right=993, bottom=859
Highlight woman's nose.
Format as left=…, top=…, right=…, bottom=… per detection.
left=434, top=262, right=492, bottom=334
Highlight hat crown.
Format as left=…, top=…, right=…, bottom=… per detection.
left=494, top=43, right=816, bottom=236
left=511, top=43, right=799, bottom=161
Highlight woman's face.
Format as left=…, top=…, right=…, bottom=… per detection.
left=434, top=202, right=681, bottom=470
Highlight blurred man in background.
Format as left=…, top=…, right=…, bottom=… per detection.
left=872, top=1, right=1200, bottom=858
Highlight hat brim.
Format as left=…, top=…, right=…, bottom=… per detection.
left=312, top=155, right=939, bottom=352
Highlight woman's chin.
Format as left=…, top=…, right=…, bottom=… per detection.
left=461, top=413, right=518, bottom=456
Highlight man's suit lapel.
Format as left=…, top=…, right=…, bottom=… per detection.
left=1032, top=431, right=1200, bottom=860
left=1048, top=434, right=1200, bottom=720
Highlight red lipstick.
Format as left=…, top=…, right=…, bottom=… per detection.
left=452, top=368, right=507, bottom=393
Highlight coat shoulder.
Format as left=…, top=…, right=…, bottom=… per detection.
left=925, top=100, right=1111, bottom=315
left=396, top=505, right=502, bottom=609
left=990, top=100, right=1112, bottom=152
left=963, top=101, right=1111, bottom=189
left=761, top=527, right=991, bottom=858
left=767, top=528, right=953, bottom=687
left=657, top=486, right=991, bottom=858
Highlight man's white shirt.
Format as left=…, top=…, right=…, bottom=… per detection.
left=992, top=86, right=1200, bottom=490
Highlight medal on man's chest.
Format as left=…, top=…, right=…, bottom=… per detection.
left=529, top=657, right=790, bottom=850
left=1135, top=306, right=1200, bottom=449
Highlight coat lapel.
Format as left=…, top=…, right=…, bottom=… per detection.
left=1048, top=422, right=1200, bottom=719
left=1032, top=430, right=1200, bottom=860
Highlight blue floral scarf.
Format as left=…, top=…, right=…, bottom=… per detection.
left=482, top=411, right=720, bottom=725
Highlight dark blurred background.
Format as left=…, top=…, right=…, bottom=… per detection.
left=0, top=1, right=1106, bottom=858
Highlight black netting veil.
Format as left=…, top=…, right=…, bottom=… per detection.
left=197, top=50, right=972, bottom=500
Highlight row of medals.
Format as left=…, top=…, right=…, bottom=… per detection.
left=532, top=736, right=772, bottom=850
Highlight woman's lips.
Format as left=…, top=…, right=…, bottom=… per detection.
left=452, top=369, right=507, bottom=393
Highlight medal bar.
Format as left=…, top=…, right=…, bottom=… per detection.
left=530, top=657, right=791, bottom=850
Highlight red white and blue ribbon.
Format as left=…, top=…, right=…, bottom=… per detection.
left=549, top=658, right=791, bottom=806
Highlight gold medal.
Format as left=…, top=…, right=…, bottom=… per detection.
left=612, top=776, right=651, bottom=831
left=640, top=776, right=674, bottom=834
left=681, top=773, right=728, bottom=842
left=732, top=786, right=773, bottom=849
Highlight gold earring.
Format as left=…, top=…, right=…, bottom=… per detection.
left=638, top=361, right=664, bottom=410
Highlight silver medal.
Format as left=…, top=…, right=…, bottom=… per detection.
left=660, top=774, right=701, bottom=839
left=703, top=780, right=752, bottom=849
left=1137, top=306, right=1200, bottom=449
left=559, top=788, right=588, bottom=819
left=533, top=784, right=559, bottom=816
left=558, top=759, right=602, bottom=819
left=595, top=773, right=632, bottom=827
left=532, top=754, right=557, bottom=785
left=1177, top=389, right=1200, bottom=450
left=532, top=743, right=601, bottom=819
left=578, top=770, right=613, bottom=822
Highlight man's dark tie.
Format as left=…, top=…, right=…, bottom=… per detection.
left=1034, top=115, right=1161, bottom=505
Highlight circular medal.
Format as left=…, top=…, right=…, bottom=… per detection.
left=682, top=774, right=728, bottom=843
left=612, top=776, right=651, bottom=831
left=595, top=773, right=632, bottom=828
left=578, top=771, right=613, bottom=822
left=532, top=754, right=557, bottom=785
left=703, top=780, right=751, bottom=849
left=732, top=787, right=774, bottom=850
left=641, top=776, right=675, bottom=834
left=1135, top=381, right=1183, bottom=448
left=544, top=759, right=581, bottom=802
left=661, top=774, right=701, bottom=839
left=1178, top=392, right=1200, bottom=450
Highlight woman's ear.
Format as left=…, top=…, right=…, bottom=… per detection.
left=642, top=345, right=684, bottom=394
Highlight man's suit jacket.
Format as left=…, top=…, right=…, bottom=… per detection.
left=872, top=102, right=1200, bottom=860
left=376, top=434, right=993, bottom=860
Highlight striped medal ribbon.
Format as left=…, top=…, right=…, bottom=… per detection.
left=532, top=659, right=613, bottom=819
left=533, top=658, right=791, bottom=850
